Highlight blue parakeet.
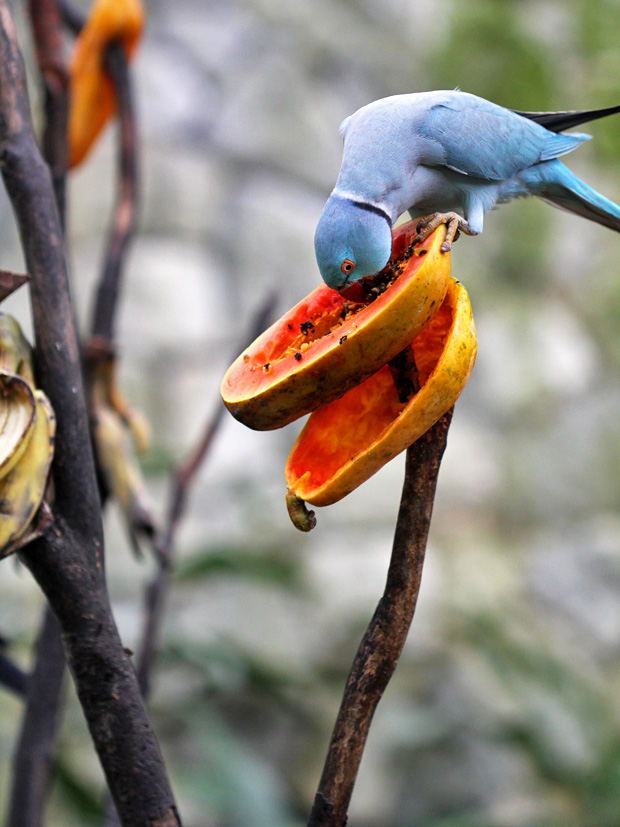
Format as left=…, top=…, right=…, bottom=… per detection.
left=314, top=91, right=620, bottom=290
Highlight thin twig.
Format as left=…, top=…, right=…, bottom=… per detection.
left=58, top=0, right=136, bottom=349
left=0, top=4, right=181, bottom=824
left=90, top=40, right=138, bottom=343
left=28, top=0, right=68, bottom=224
left=57, top=0, right=85, bottom=35
left=6, top=606, right=66, bottom=827
left=0, top=651, right=28, bottom=697
left=307, top=409, right=453, bottom=827
left=137, top=290, right=278, bottom=699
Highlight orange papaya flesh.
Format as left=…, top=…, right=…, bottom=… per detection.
left=285, top=277, right=477, bottom=507
left=221, top=222, right=451, bottom=431
left=68, top=0, right=145, bottom=168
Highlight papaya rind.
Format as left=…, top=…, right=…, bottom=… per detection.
left=221, top=223, right=450, bottom=431
left=285, top=278, right=477, bottom=506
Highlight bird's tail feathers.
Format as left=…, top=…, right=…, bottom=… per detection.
left=529, top=161, right=620, bottom=234
left=514, top=104, right=620, bottom=133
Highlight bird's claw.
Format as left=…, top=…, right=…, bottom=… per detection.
left=414, top=212, right=473, bottom=252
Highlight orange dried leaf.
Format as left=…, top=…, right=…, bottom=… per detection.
left=68, top=0, right=145, bottom=168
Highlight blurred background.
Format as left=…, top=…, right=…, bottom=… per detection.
left=2, top=0, right=620, bottom=824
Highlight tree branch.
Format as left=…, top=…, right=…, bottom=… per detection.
left=90, top=40, right=138, bottom=344
left=5, top=5, right=70, bottom=824
left=135, top=290, right=278, bottom=699
left=6, top=606, right=66, bottom=827
left=0, top=4, right=181, bottom=823
left=28, top=0, right=68, bottom=224
left=307, top=409, right=453, bottom=826
left=57, top=0, right=85, bottom=36
left=0, top=650, right=28, bottom=697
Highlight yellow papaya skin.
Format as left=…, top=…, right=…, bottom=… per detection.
left=285, top=278, right=477, bottom=507
left=221, top=223, right=451, bottom=431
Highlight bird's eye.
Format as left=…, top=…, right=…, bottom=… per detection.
left=341, top=258, right=355, bottom=274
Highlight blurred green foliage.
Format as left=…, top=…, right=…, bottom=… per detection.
left=435, top=3, right=555, bottom=108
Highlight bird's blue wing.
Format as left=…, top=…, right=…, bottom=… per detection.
left=418, top=98, right=589, bottom=180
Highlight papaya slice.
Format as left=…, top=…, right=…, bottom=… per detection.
left=68, top=0, right=145, bottom=168
left=285, top=278, right=477, bottom=507
left=221, top=222, right=451, bottom=430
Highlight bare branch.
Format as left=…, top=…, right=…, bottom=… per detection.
left=137, top=290, right=278, bottom=699
left=0, top=650, right=28, bottom=697
left=28, top=0, right=68, bottom=224
left=6, top=607, right=66, bottom=827
left=57, top=0, right=85, bottom=35
left=90, top=40, right=138, bottom=343
left=307, top=409, right=453, bottom=826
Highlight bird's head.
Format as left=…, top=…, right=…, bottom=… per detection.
left=314, top=196, right=392, bottom=291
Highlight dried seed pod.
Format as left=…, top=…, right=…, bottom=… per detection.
left=0, top=373, right=36, bottom=481
left=0, top=391, right=56, bottom=558
left=0, top=314, right=56, bottom=556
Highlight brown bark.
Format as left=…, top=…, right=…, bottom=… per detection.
left=308, top=410, right=453, bottom=826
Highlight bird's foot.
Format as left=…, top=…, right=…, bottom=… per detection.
left=414, top=212, right=474, bottom=252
